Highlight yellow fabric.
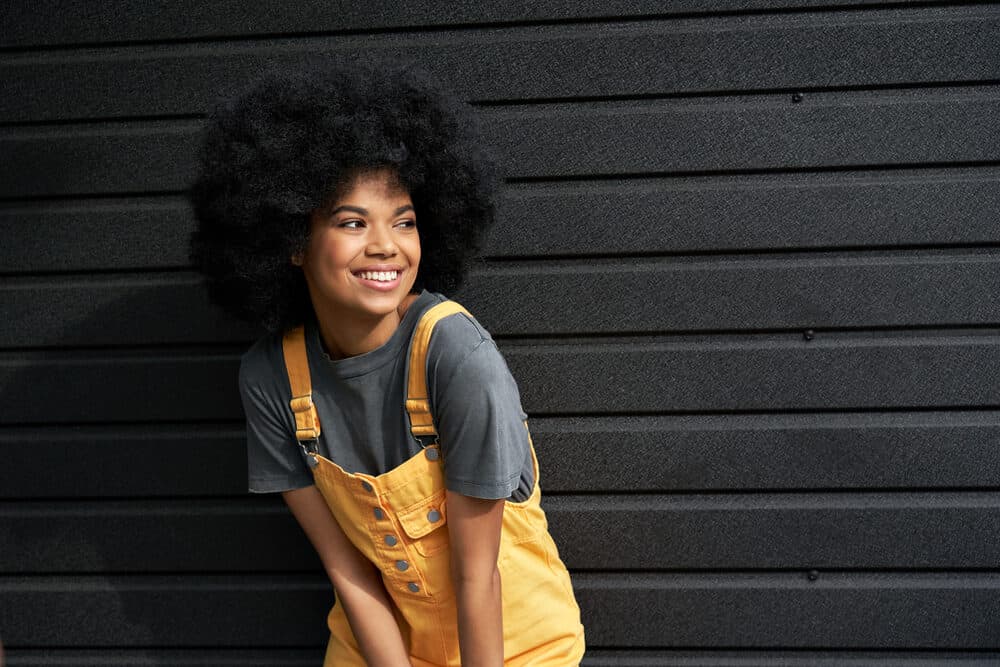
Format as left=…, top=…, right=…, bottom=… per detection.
left=281, top=326, right=321, bottom=441
left=405, top=300, right=471, bottom=437
left=281, top=300, right=586, bottom=666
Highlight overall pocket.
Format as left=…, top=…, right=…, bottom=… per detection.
left=397, top=488, right=449, bottom=557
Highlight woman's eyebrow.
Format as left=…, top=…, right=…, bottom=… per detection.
left=331, top=204, right=415, bottom=215
left=330, top=205, right=367, bottom=215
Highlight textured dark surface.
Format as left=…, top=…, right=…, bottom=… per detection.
left=0, top=197, right=195, bottom=272
left=4, top=649, right=324, bottom=667
left=3, top=1, right=1000, bottom=662
left=5, top=92, right=1000, bottom=197
left=4, top=494, right=1000, bottom=572
left=481, top=92, right=1000, bottom=178
left=2, top=337, right=999, bottom=423
left=3, top=414, right=999, bottom=498
left=6, top=649, right=1000, bottom=667
left=2, top=255, right=999, bottom=347
left=3, top=8, right=999, bottom=121
left=0, top=0, right=964, bottom=47
left=2, top=171, right=1000, bottom=274
left=2, top=573, right=1000, bottom=647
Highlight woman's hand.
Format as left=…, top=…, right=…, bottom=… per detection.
left=446, top=490, right=505, bottom=667
left=282, top=485, right=412, bottom=667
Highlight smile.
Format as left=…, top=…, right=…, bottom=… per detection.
left=353, top=269, right=403, bottom=291
left=356, top=270, right=398, bottom=282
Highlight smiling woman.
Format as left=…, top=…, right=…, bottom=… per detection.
left=188, top=59, right=495, bottom=334
left=293, top=168, right=422, bottom=360
left=188, top=60, right=585, bottom=666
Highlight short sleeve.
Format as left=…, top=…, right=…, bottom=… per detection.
left=431, top=330, right=532, bottom=500
left=238, top=342, right=314, bottom=494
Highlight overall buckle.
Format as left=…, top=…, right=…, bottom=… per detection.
left=414, top=433, right=438, bottom=449
left=299, top=438, right=319, bottom=468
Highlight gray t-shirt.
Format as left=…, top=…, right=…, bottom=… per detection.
left=238, top=290, right=534, bottom=501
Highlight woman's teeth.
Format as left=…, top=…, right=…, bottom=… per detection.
left=358, top=270, right=398, bottom=282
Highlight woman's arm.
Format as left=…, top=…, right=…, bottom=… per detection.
left=282, top=485, right=411, bottom=667
left=446, top=490, right=506, bottom=667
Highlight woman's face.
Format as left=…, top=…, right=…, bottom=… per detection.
left=295, top=168, right=421, bottom=322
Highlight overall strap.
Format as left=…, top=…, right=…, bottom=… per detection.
left=406, top=301, right=471, bottom=440
left=281, top=326, right=322, bottom=443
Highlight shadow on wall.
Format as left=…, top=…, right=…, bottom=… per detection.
left=0, top=283, right=330, bottom=660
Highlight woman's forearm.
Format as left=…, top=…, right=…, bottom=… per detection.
left=454, top=565, right=504, bottom=667
left=331, top=562, right=412, bottom=667
left=446, top=491, right=506, bottom=666
left=282, top=487, right=411, bottom=667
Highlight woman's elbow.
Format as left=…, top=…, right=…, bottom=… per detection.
left=450, top=558, right=501, bottom=593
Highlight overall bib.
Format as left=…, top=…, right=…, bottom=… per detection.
left=282, top=300, right=586, bottom=666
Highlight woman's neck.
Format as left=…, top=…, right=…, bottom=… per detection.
left=313, top=293, right=419, bottom=360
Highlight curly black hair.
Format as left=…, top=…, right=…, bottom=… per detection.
left=188, top=58, right=499, bottom=332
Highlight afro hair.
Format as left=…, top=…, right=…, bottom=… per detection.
left=188, top=58, right=499, bottom=332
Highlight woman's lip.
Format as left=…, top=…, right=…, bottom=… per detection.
left=353, top=269, right=403, bottom=292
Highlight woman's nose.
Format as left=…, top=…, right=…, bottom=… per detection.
left=366, top=224, right=397, bottom=256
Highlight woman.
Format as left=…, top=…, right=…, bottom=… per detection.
left=189, top=59, right=585, bottom=666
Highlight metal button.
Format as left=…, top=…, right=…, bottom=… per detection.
left=427, top=509, right=441, bottom=523
left=407, top=582, right=420, bottom=593
left=424, top=448, right=439, bottom=461
left=373, top=507, right=384, bottom=520
left=385, top=535, right=398, bottom=547
left=361, top=481, right=373, bottom=493
left=396, top=560, right=409, bottom=571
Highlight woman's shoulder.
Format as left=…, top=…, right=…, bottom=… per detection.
left=424, top=294, right=493, bottom=352
left=422, top=295, right=508, bottom=387
left=238, top=329, right=288, bottom=392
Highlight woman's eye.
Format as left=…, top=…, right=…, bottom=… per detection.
left=339, top=220, right=364, bottom=229
left=396, top=219, right=417, bottom=228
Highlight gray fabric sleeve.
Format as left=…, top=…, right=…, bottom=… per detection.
left=430, top=316, right=531, bottom=500
left=238, top=341, right=314, bottom=494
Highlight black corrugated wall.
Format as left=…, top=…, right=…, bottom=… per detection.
left=2, top=1, right=999, bottom=665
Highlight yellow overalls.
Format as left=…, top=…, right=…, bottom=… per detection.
left=281, top=300, right=586, bottom=666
